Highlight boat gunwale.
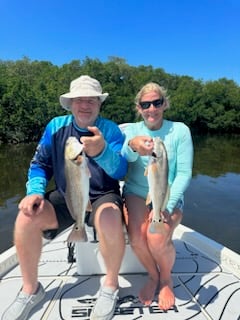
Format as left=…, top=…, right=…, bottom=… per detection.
left=1, top=224, right=239, bottom=279
left=174, top=224, right=240, bottom=278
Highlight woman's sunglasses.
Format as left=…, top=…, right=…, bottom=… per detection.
left=139, top=97, right=164, bottom=110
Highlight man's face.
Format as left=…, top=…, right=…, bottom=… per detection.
left=71, top=97, right=101, bottom=128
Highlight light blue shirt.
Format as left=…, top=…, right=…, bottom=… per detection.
left=121, top=120, right=193, bottom=213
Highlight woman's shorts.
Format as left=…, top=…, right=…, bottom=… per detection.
left=43, top=190, right=123, bottom=240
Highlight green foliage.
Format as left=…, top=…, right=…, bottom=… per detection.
left=0, top=57, right=239, bottom=143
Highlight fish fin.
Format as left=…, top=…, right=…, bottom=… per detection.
left=144, top=167, right=148, bottom=176
left=85, top=158, right=91, bottom=177
left=87, top=167, right=91, bottom=178
left=76, top=155, right=83, bottom=164
left=149, top=223, right=155, bottom=233
left=146, top=193, right=151, bottom=206
left=86, top=200, right=92, bottom=212
left=67, top=224, right=88, bottom=243
left=149, top=220, right=166, bottom=235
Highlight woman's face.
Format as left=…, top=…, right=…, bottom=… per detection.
left=137, top=91, right=166, bottom=130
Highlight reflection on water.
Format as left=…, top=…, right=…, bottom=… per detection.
left=192, top=134, right=240, bottom=177
left=184, top=173, right=240, bottom=253
left=0, top=135, right=240, bottom=254
left=0, top=143, right=36, bottom=206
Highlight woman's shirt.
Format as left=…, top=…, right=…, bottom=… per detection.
left=121, top=120, right=193, bottom=213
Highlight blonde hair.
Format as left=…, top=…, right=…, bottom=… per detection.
left=134, top=82, right=170, bottom=110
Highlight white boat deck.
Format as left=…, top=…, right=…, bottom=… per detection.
left=0, top=224, right=240, bottom=320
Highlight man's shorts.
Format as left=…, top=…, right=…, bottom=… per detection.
left=43, top=190, right=123, bottom=240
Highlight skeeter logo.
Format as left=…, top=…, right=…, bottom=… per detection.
left=71, top=296, right=178, bottom=318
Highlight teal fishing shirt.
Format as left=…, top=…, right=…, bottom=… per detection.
left=121, top=120, right=193, bottom=214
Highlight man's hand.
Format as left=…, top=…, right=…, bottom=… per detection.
left=18, top=194, right=44, bottom=217
left=80, top=126, right=105, bottom=157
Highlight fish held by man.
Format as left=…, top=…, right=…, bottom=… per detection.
left=64, top=136, right=92, bottom=242
left=145, top=137, right=170, bottom=234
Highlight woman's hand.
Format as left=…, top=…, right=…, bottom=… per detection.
left=128, top=136, right=153, bottom=156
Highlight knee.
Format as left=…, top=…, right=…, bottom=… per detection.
left=148, top=233, right=174, bottom=254
left=16, top=207, right=57, bottom=231
left=95, top=206, right=123, bottom=236
left=15, top=210, right=34, bottom=228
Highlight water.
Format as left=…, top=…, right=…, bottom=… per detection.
left=0, top=135, right=240, bottom=254
left=183, top=172, right=239, bottom=252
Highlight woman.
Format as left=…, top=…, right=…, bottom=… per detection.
left=121, top=82, right=193, bottom=311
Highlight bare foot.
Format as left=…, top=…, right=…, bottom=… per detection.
left=158, top=281, right=175, bottom=310
left=139, top=276, right=158, bottom=305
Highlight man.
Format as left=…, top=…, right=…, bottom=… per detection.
left=2, top=75, right=127, bottom=320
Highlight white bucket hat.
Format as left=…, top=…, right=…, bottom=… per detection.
left=59, top=75, right=109, bottom=110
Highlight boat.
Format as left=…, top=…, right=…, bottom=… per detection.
left=1, top=123, right=239, bottom=319
left=0, top=222, right=240, bottom=320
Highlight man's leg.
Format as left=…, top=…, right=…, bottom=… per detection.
left=90, top=200, right=125, bottom=320
left=2, top=200, right=58, bottom=320
left=14, top=200, right=58, bottom=294
left=94, top=202, right=125, bottom=289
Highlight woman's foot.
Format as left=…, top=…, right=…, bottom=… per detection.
left=158, top=280, right=175, bottom=310
left=139, top=276, right=158, bottom=306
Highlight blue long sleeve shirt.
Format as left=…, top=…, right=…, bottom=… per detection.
left=121, top=120, right=193, bottom=213
left=26, top=115, right=128, bottom=201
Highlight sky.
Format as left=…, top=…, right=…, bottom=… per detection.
left=1, top=0, right=240, bottom=84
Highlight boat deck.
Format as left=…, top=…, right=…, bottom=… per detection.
left=0, top=225, right=240, bottom=320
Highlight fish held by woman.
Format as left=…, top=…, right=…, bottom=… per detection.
left=64, top=136, right=92, bottom=242
left=145, top=137, right=170, bottom=233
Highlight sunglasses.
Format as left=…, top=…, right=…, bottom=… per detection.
left=139, top=97, right=164, bottom=110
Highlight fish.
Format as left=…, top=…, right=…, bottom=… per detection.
left=64, top=136, right=92, bottom=242
left=145, top=137, right=170, bottom=234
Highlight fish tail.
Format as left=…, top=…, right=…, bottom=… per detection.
left=67, top=225, right=88, bottom=243
left=149, top=220, right=167, bottom=235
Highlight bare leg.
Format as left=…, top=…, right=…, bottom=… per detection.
left=147, top=208, right=182, bottom=310
left=14, top=200, right=58, bottom=294
left=125, top=195, right=159, bottom=305
left=94, top=203, right=125, bottom=290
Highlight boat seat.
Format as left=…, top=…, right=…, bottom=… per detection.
left=75, top=224, right=145, bottom=275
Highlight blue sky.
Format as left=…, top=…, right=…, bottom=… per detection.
left=1, top=0, right=240, bottom=84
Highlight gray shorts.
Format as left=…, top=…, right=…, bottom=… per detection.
left=43, top=190, right=123, bottom=240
